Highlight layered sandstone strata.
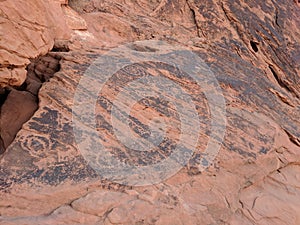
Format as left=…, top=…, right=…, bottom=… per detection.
left=0, top=0, right=300, bottom=224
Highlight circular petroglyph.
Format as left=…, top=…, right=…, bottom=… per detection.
left=73, top=40, right=227, bottom=186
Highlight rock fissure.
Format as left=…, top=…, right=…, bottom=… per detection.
left=0, top=51, right=62, bottom=154
left=186, top=0, right=206, bottom=38
left=268, top=65, right=299, bottom=98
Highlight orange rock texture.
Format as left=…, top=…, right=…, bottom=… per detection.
left=0, top=0, right=300, bottom=224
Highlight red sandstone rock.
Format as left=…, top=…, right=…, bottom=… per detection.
left=0, top=0, right=87, bottom=88
left=0, top=89, right=38, bottom=149
left=0, top=0, right=300, bottom=225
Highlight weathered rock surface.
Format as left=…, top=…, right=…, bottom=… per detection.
left=0, top=0, right=70, bottom=87
left=0, top=0, right=87, bottom=153
left=0, top=0, right=300, bottom=224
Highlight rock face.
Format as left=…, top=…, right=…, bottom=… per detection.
left=0, top=0, right=70, bottom=87
left=0, top=53, right=62, bottom=151
left=0, top=0, right=87, bottom=153
left=0, top=0, right=300, bottom=225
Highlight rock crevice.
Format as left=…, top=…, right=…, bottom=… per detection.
left=0, top=52, right=62, bottom=154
